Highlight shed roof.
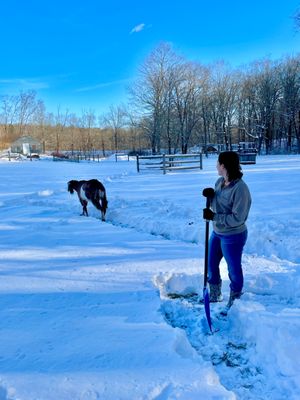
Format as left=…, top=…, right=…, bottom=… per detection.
left=11, top=136, right=41, bottom=145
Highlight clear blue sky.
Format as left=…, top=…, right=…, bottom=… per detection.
left=0, top=0, right=299, bottom=117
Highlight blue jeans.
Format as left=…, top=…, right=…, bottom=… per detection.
left=208, top=230, right=248, bottom=293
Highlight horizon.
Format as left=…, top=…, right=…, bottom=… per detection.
left=0, top=0, right=299, bottom=116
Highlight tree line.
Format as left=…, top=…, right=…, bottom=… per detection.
left=1, top=42, right=300, bottom=155
left=130, top=43, right=300, bottom=154
left=0, top=93, right=147, bottom=156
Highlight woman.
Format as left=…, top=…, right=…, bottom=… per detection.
left=203, top=151, right=252, bottom=310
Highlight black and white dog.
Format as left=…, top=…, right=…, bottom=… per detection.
left=68, top=179, right=108, bottom=221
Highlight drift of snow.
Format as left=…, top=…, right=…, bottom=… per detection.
left=0, top=154, right=299, bottom=399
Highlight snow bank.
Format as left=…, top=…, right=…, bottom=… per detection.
left=0, top=155, right=299, bottom=399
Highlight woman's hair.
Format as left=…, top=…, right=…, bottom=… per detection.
left=218, top=151, right=243, bottom=181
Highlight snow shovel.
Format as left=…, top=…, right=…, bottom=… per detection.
left=202, top=189, right=214, bottom=333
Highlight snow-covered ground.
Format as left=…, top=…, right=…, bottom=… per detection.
left=0, top=154, right=299, bottom=400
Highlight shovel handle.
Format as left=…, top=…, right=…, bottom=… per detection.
left=206, top=196, right=211, bottom=209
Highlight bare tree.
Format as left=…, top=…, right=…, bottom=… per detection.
left=103, top=105, right=126, bottom=155
left=33, top=100, right=47, bottom=152
left=129, top=42, right=182, bottom=154
left=237, top=71, right=260, bottom=143
left=80, top=109, right=96, bottom=152
left=278, top=56, right=300, bottom=152
left=125, top=108, right=146, bottom=153
left=209, top=63, right=239, bottom=149
left=0, top=94, right=18, bottom=146
left=16, top=91, right=40, bottom=135
left=54, top=106, right=69, bottom=153
left=173, top=62, right=209, bottom=153
left=198, top=79, right=214, bottom=154
left=0, top=90, right=44, bottom=148
left=251, top=60, right=281, bottom=153
left=294, top=6, right=300, bottom=30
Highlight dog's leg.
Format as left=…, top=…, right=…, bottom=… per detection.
left=90, top=198, right=105, bottom=221
left=83, top=204, right=88, bottom=216
left=80, top=199, right=88, bottom=216
left=100, top=198, right=106, bottom=221
left=100, top=194, right=108, bottom=222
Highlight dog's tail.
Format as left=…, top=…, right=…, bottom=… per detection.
left=99, top=189, right=108, bottom=222
left=99, top=188, right=108, bottom=211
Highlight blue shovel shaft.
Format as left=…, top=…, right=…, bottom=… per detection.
left=203, top=286, right=212, bottom=332
left=203, top=195, right=213, bottom=332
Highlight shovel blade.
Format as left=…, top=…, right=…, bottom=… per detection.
left=203, top=287, right=213, bottom=332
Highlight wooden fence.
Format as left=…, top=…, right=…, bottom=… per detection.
left=238, top=152, right=257, bottom=165
left=115, top=152, right=130, bottom=162
left=52, top=153, right=103, bottom=162
left=136, top=153, right=203, bottom=174
left=53, top=155, right=79, bottom=162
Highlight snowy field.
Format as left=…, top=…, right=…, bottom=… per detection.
left=0, top=153, right=299, bottom=400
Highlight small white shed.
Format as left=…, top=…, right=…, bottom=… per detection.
left=10, top=136, right=42, bottom=155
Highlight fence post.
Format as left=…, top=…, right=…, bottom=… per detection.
left=136, top=155, right=140, bottom=172
left=199, top=153, right=203, bottom=169
left=163, top=154, right=166, bottom=174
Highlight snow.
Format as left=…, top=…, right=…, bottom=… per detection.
left=0, top=154, right=299, bottom=399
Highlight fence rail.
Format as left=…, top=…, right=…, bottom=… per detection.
left=53, top=156, right=80, bottom=162
left=52, top=153, right=104, bottom=162
left=115, top=153, right=130, bottom=162
left=136, top=153, right=203, bottom=174
left=238, top=152, right=257, bottom=165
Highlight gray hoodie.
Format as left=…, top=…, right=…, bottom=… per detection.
left=211, top=177, right=251, bottom=235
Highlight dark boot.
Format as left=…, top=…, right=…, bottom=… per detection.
left=226, top=289, right=242, bottom=309
left=220, top=289, right=242, bottom=316
left=209, top=282, right=223, bottom=302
